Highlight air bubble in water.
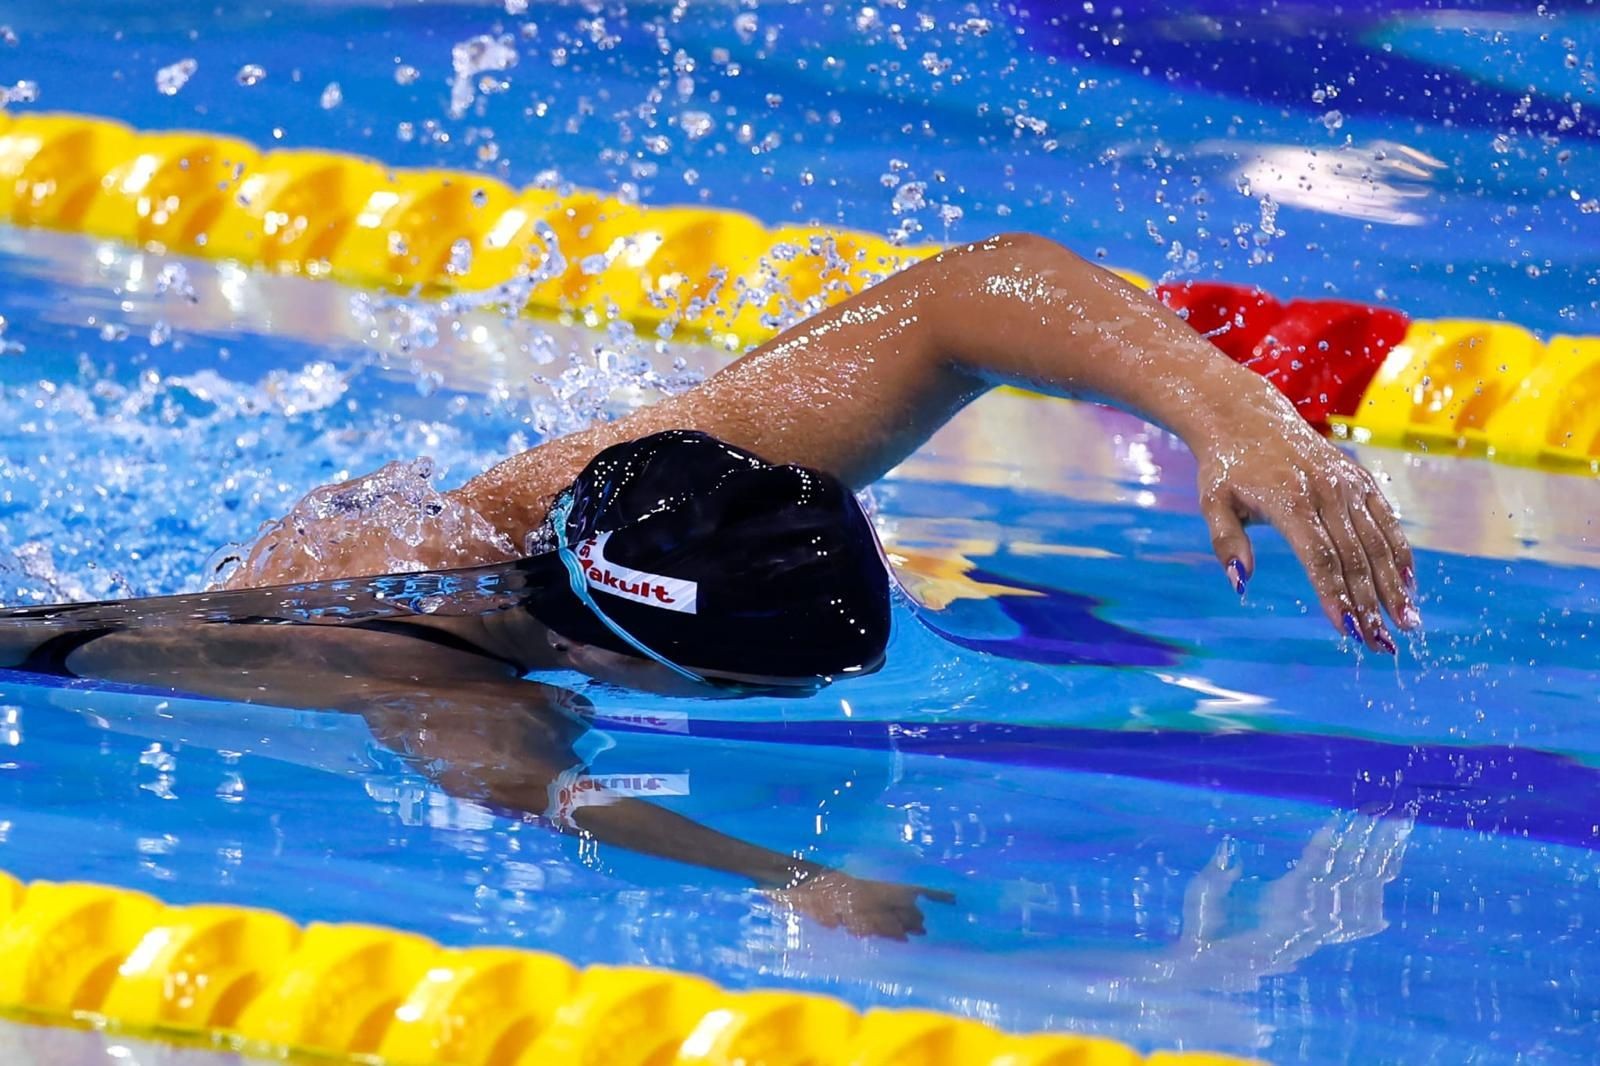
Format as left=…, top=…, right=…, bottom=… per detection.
left=1321, top=110, right=1344, bottom=132
left=149, top=320, right=172, bottom=347
left=394, top=64, right=420, bottom=86
left=156, top=59, right=197, bottom=96
left=320, top=81, right=342, bottom=109
left=235, top=64, right=266, bottom=87
left=505, top=0, right=528, bottom=12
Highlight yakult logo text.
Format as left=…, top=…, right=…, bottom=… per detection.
left=576, top=531, right=698, bottom=614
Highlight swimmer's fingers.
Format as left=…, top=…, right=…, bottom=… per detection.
left=1274, top=496, right=1373, bottom=646
left=1318, top=462, right=1420, bottom=640
left=1318, top=499, right=1396, bottom=653
left=1200, top=485, right=1256, bottom=596
left=919, top=886, right=958, bottom=905
left=1354, top=470, right=1420, bottom=623
left=1350, top=494, right=1420, bottom=632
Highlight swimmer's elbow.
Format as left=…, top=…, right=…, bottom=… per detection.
left=945, top=231, right=1088, bottom=272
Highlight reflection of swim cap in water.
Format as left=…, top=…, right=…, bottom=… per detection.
left=521, top=430, right=890, bottom=683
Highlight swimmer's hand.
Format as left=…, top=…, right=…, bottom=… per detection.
left=217, top=460, right=516, bottom=590
left=767, top=871, right=956, bottom=941
left=1193, top=392, right=1419, bottom=653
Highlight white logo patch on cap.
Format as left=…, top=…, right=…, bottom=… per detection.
left=575, top=531, right=698, bottom=614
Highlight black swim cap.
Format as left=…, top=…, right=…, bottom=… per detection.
left=521, top=430, right=890, bottom=681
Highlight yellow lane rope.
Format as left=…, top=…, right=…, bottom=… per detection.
left=0, top=111, right=1596, bottom=471
left=0, top=872, right=1260, bottom=1065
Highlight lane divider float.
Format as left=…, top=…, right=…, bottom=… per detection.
left=0, top=872, right=1259, bottom=1065
left=0, top=110, right=1595, bottom=473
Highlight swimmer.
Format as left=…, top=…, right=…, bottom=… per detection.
left=0, top=233, right=1420, bottom=938
left=228, top=232, right=1421, bottom=656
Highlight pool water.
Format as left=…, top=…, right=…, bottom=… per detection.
left=0, top=2, right=1596, bottom=1065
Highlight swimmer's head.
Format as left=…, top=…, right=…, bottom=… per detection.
left=520, top=430, right=890, bottom=693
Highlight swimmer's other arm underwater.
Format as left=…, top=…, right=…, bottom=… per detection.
left=233, top=232, right=1419, bottom=652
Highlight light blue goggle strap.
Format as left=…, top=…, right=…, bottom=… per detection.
left=547, top=492, right=709, bottom=686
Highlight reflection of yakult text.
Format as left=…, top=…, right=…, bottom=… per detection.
left=598, top=711, right=690, bottom=734
left=590, top=773, right=690, bottom=795
left=546, top=768, right=690, bottom=828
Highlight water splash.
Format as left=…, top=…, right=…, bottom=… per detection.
left=0, top=80, right=38, bottom=107
left=155, top=59, right=197, bottom=97
left=214, top=457, right=517, bottom=591
left=450, top=34, right=518, bottom=119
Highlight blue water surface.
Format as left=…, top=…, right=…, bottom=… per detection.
left=0, top=3, right=1595, bottom=1065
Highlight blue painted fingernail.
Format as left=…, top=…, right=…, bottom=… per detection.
left=1342, top=612, right=1361, bottom=640
left=1228, top=558, right=1248, bottom=597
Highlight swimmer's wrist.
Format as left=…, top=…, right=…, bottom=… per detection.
left=754, top=856, right=831, bottom=890
left=1157, top=359, right=1303, bottom=452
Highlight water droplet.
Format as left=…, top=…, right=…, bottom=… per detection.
left=394, top=64, right=420, bottom=86
left=891, top=181, right=928, bottom=215
left=0, top=80, right=38, bottom=106
left=156, top=58, right=197, bottom=96
left=450, top=34, right=518, bottom=119
left=155, top=262, right=197, bottom=304
left=320, top=81, right=342, bottom=109
left=679, top=110, right=713, bottom=140
left=235, top=64, right=266, bottom=87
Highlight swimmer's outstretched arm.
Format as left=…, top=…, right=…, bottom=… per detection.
left=37, top=617, right=950, bottom=941
left=455, top=232, right=1417, bottom=651
left=355, top=680, right=953, bottom=940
